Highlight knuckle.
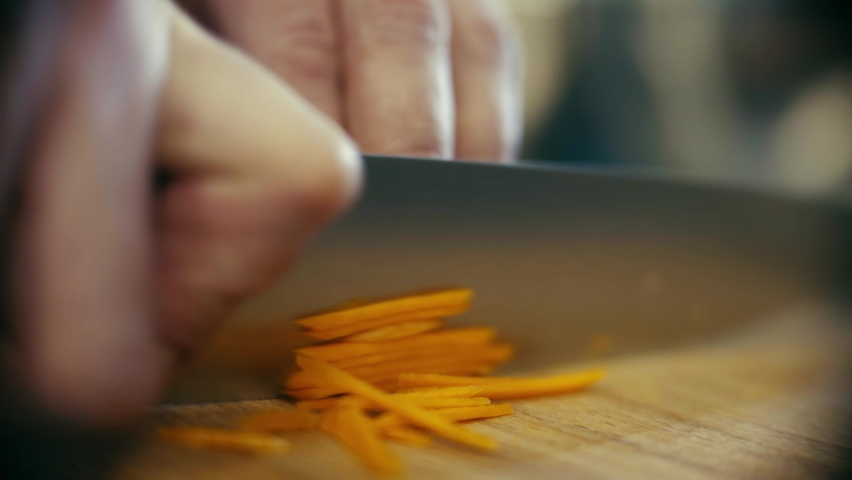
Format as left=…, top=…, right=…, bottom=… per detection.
left=377, top=134, right=450, bottom=159
left=248, top=3, right=339, bottom=81
left=265, top=42, right=337, bottom=84
left=361, top=0, right=450, bottom=50
left=457, top=13, right=516, bottom=66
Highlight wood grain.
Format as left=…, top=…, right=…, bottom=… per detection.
left=116, top=303, right=852, bottom=479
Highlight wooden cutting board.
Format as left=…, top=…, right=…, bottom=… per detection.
left=115, top=302, right=852, bottom=480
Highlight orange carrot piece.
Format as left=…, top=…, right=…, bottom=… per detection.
left=240, top=409, right=319, bottom=432
left=319, top=403, right=402, bottom=476
left=332, top=343, right=496, bottom=370
left=296, top=327, right=496, bottom=362
left=360, top=363, right=495, bottom=389
left=159, top=427, right=290, bottom=456
left=345, top=344, right=514, bottom=379
left=415, top=397, right=491, bottom=409
left=428, top=404, right=514, bottom=422
left=376, top=404, right=514, bottom=429
left=285, top=360, right=496, bottom=391
left=397, top=370, right=606, bottom=400
left=297, top=356, right=497, bottom=451
left=393, top=386, right=485, bottom=398
left=342, top=319, right=443, bottom=343
left=285, top=346, right=511, bottom=390
left=297, top=289, right=472, bottom=331
left=296, top=395, right=490, bottom=411
left=368, top=372, right=484, bottom=394
left=381, top=426, right=432, bottom=447
left=304, top=309, right=456, bottom=341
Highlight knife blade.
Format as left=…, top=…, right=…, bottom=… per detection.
left=164, top=155, right=852, bottom=403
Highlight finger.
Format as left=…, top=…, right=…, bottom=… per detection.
left=446, top=0, right=522, bottom=162
left=340, top=0, right=454, bottom=158
left=157, top=10, right=361, bottom=358
left=203, top=0, right=342, bottom=121
left=12, top=0, right=173, bottom=424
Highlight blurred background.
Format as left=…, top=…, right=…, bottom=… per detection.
left=507, top=0, right=852, bottom=196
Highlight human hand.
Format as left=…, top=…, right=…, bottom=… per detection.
left=5, top=1, right=359, bottom=424
left=183, top=0, right=523, bottom=162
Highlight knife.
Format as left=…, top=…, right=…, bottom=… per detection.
left=164, top=155, right=852, bottom=403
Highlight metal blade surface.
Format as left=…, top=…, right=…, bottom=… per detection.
left=164, top=156, right=852, bottom=403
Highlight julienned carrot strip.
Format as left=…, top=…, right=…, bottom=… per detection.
left=304, top=308, right=457, bottom=341
left=297, top=289, right=472, bottom=331
left=159, top=427, right=290, bottom=456
left=296, top=327, right=496, bottom=362
left=375, top=404, right=514, bottom=429
left=417, top=397, right=491, bottom=409
left=393, top=386, right=485, bottom=398
left=370, top=379, right=406, bottom=393
left=332, top=342, right=500, bottom=370
left=345, top=344, right=514, bottom=379
left=286, top=369, right=490, bottom=399
left=343, top=319, right=444, bottom=343
left=360, top=363, right=495, bottom=389
left=429, top=404, right=514, bottom=422
left=297, top=355, right=497, bottom=451
left=320, top=403, right=402, bottom=475
left=240, top=409, right=319, bottom=432
left=382, top=426, right=432, bottom=447
left=397, top=370, right=606, bottom=400
left=297, top=395, right=491, bottom=411
left=285, top=359, right=497, bottom=391
left=286, top=344, right=512, bottom=390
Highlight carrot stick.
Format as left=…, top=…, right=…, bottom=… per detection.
left=397, top=370, right=606, bottom=400
left=393, top=386, right=485, bottom=398
left=376, top=404, right=514, bottom=429
left=358, top=363, right=495, bottom=389
left=285, top=359, right=497, bottom=390
left=319, top=403, right=402, bottom=475
left=342, top=319, right=443, bottom=342
left=297, top=355, right=497, bottom=451
left=286, top=345, right=510, bottom=390
left=297, top=289, right=472, bottom=331
left=416, top=397, right=491, bottom=409
left=159, top=427, right=290, bottom=456
left=345, top=344, right=513, bottom=379
left=303, top=309, right=452, bottom=341
left=332, top=342, right=499, bottom=370
left=296, top=327, right=495, bottom=362
left=297, top=396, right=491, bottom=411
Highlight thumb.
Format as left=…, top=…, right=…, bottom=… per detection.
left=10, top=2, right=359, bottom=426
left=155, top=9, right=361, bottom=364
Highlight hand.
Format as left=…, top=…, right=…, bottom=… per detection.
left=6, top=1, right=359, bottom=424
left=185, top=0, right=523, bottom=162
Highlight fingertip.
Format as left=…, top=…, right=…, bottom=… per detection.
left=275, top=128, right=363, bottom=225
left=323, top=134, right=364, bottom=219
